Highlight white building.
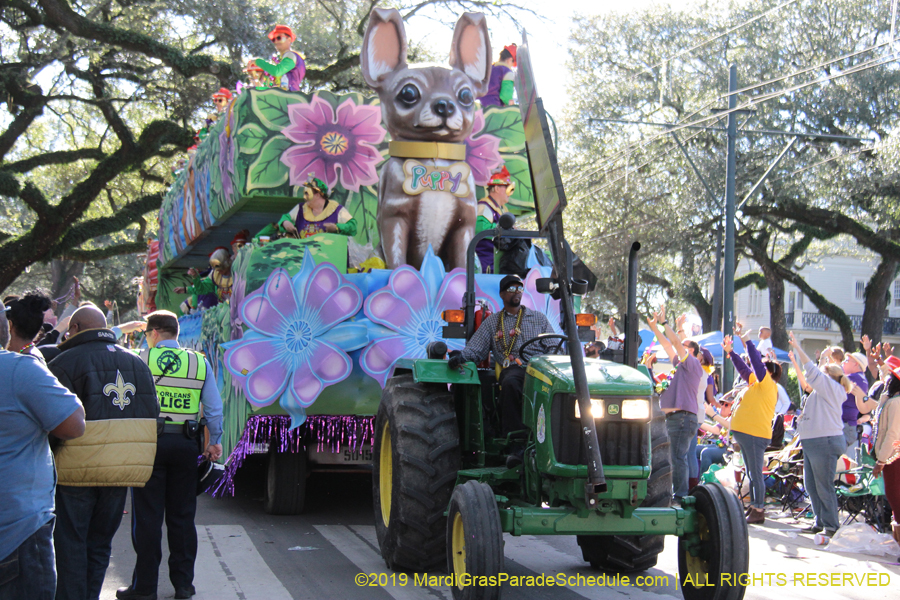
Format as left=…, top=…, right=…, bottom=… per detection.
left=734, top=255, right=900, bottom=356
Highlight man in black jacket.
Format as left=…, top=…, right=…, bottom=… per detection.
left=48, top=306, right=159, bottom=600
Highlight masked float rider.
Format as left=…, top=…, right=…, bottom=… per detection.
left=117, top=310, right=223, bottom=600
left=278, top=177, right=358, bottom=239
left=247, top=24, right=306, bottom=92
left=449, top=274, right=554, bottom=445
left=475, top=165, right=515, bottom=273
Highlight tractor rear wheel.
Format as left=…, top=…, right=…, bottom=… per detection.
left=577, top=396, right=671, bottom=571
left=264, top=445, right=307, bottom=515
left=447, top=481, right=504, bottom=600
left=677, top=482, right=748, bottom=600
left=373, top=375, right=460, bottom=571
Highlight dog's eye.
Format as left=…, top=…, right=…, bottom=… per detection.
left=457, top=88, right=474, bottom=107
left=397, top=84, right=420, bottom=106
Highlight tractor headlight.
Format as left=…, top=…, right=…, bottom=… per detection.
left=621, top=399, right=651, bottom=420
left=574, top=398, right=605, bottom=419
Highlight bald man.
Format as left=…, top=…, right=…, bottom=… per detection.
left=47, top=306, right=159, bottom=600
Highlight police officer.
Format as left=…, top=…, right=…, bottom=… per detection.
left=116, top=310, right=223, bottom=600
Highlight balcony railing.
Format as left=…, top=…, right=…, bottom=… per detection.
left=785, top=313, right=794, bottom=327
left=801, top=312, right=832, bottom=331
left=799, top=313, right=900, bottom=335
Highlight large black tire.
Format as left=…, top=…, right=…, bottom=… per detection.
left=447, top=481, right=504, bottom=600
left=677, top=483, right=749, bottom=600
left=373, top=375, right=460, bottom=571
left=577, top=396, right=672, bottom=571
left=264, top=445, right=307, bottom=515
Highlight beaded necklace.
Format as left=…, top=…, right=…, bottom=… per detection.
left=18, top=342, right=35, bottom=355
left=497, top=307, right=524, bottom=367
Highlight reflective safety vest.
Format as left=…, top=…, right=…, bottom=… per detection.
left=139, top=347, right=207, bottom=422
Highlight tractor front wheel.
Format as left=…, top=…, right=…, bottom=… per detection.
left=373, top=375, right=460, bottom=571
left=447, top=481, right=504, bottom=600
left=677, top=482, right=749, bottom=600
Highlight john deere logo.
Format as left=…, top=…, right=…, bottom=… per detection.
left=608, top=404, right=620, bottom=416
left=156, top=350, right=182, bottom=373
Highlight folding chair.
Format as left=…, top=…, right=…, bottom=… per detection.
left=836, top=445, right=892, bottom=533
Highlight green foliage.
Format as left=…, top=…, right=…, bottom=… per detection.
left=562, top=0, right=900, bottom=327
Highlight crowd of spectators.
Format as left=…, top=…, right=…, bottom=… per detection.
left=0, top=287, right=222, bottom=600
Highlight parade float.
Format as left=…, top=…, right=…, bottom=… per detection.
left=146, top=17, right=551, bottom=514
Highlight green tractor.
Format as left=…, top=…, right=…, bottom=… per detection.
left=371, top=49, right=749, bottom=599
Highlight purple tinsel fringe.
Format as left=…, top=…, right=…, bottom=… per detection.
left=211, top=414, right=375, bottom=497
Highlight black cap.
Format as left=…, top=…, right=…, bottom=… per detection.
left=499, top=274, right=524, bottom=292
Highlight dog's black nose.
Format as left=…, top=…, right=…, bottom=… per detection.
left=433, top=99, right=455, bottom=117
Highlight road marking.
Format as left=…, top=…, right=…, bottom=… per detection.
left=194, top=525, right=293, bottom=600
left=315, top=525, right=451, bottom=600
left=502, top=534, right=673, bottom=600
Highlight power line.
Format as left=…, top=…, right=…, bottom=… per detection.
left=573, top=46, right=896, bottom=187
left=607, top=0, right=803, bottom=92
left=570, top=20, right=897, bottom=183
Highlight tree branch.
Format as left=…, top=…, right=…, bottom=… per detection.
left=36, top=0, right=235, bottom=81
left=61, top=241, right=149, bottom=261
left=53, top=192, right=163, bottom=254
left=4, top=148, right=106, bottom=173
left=743, top=202, right=900, bottom=260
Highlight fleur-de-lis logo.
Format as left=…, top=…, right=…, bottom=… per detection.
left=104, top=370, right=136, bottom=411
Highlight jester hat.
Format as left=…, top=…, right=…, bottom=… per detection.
left=268, top=24, right=296, bottom=42
left=487, top=165, right=515, bottom=195
left=304, top=176, right=329, bottom=199
left=504, top=43, right=518, bottom=67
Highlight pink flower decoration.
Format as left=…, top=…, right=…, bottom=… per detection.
left=465, top=109, right=503, bottom=186
left=280, top=95, right=386, bottom=192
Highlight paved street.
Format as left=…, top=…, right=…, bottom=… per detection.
left=100, top=459, right=900, bottom=600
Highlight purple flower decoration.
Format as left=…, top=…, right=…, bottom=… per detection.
left=280, top=95, right=386, bottom=192
left=465, top=109, right=503, bottom=186
left=224, top=256, right=368, bottom=426
left=361, top=247, right=497, bottom=387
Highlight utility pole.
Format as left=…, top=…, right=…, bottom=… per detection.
left=722, top=65, right=737, bottom=392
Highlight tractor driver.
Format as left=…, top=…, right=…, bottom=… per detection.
left=448, top=274, right=555, bottom=441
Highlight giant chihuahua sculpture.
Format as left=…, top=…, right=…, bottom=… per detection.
left=361, top=8, right=491, bottom=271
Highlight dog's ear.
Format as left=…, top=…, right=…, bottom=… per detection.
left=449, top=12, right=492, bottom=95
left=361, top=8, right=408, bottom=89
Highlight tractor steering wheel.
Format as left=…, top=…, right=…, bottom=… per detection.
left=518, top=334, right=569, bottom=359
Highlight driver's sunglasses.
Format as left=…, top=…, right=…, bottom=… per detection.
left=273, top=35, right=290, bottom=41
left=214, top=97, right=228, bottom=104
left=505, top=285, right=524, bottom=293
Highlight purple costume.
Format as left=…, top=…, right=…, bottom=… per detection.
left=289, top=200, right=345, bottom=239
left=476, top=197, right=502, bottom=273
left=479, top=64, right=514, bottom=107
left=281, top=51, right=306, bottom=92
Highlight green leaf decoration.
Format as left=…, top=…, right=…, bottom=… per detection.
left=344, top=184, right=380, bottom=248
left=246, top=135, right=292, bottom=191
left=481, top=107, right=526, bottom=153
left=236, top=123, right=268, bottom=154
left=251, top=89, right=305, bottom=130
left=504, top=154, right=535, bottom=215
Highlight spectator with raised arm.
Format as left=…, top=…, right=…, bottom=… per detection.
left=725, top=324, right=781, bottom=524
left=839, top=350, right=870, bottom=450
left=647, top=305, right=703, bottom=502
left=789, top=331, right=850, bottom=539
